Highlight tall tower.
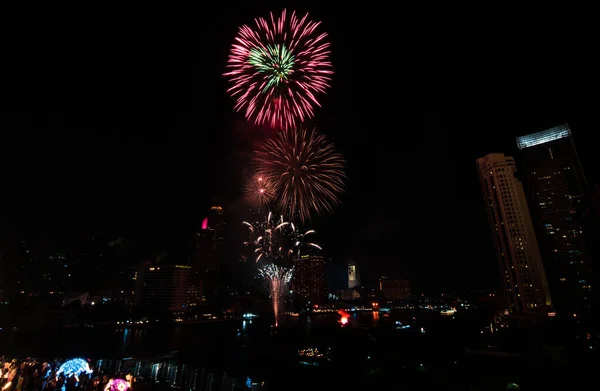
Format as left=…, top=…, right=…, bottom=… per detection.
left=516, top=124, right=593, bottom=316
left=191, top=206, right=225, bottom=272
left=347, top=261, right=360, bottom=288
left=592, top=185, right=600, bottom=222
left=476, top=153, right=552, bottom=322
left=293, top=255, right=327, bottom=305
left=191, top=206, right=225, bottom=297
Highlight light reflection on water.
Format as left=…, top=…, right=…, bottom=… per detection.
left=121, top=327, right=129, bottom=355
left=0, top=309, right=490, bottom=364
left=1, top=309, right=571, bottom=391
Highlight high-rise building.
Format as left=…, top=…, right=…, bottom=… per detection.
left=0, top=250, right=6, bottom=300
left=516, top=125, right=593, bottom=315
left=191, top=206, right=225, bottom=297
left=476, top=153, right=552, bottom=322
left=347, top=261, right=360, bottom=288
left=191, top=206, right=225, bottom=272
left=591, top=183, right=600, bottom=244
left=293, top=255, right=326, bottom=304
left=134, top=264, right=192, bottom=311
left=592, top=185, right=600, bottom=222
left=116, top=267, right=138, bottom=308
left=379, top=277, right=411, bottom=301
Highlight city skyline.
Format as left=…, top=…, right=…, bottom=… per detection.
left=2, top=5, right=598, bottom=294
left=0, top=6, right=598, bottom=390
left=2, top=117, right=596, bottom=292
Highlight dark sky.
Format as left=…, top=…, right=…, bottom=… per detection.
left=1, top=4, right=598, bottom=293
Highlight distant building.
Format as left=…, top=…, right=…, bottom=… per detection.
left=347, top=261, right=360, bottom=288
left=116, top=267, right=138, bottom=307
left=591, top=184, right=600, bottom=271
left=516, top=125, right=593, bottom=316
left=135, top=264, right=192, bottom=311
left=379, top=277, right=411, bottom=301
left=293, top=255, right=326, bottom=304
left=40, top=253, right=72, bottom=295
left=476, top=153, right=552, bottom=322
left=338, top=288, right=361, bottom=301
left=592, top=185, right=600, bottom=221
left=190, top=206, right=225, bottom=297
left=191, top=206, right=225, bottom=272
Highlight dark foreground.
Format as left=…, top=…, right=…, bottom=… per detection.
left=0, top=309, right=596, bottom=390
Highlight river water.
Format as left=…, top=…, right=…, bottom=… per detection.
left=0, top=309, right=590, bottom=390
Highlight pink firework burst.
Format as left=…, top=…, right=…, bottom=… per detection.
left=224, top=9, right=333, bottom=130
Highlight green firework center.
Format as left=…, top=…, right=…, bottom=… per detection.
left=248, top=44, right=295, bottom=92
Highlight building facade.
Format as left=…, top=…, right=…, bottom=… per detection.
left=191, top=206, right=225, bottom=272
left=293, top=255, right=326, bottom=304
left=347, top=261, right=360, bottom=289
left=516, top=125, right=593, bottom=315
left=477, top=153, right=552, bottom=321
left=135, top=264, right=192, bottom=311
left=379, top=277, right=411, bottom=301
left=190, top=206, right=225, bottom=298
left=338, top=288, right=361, bottom=301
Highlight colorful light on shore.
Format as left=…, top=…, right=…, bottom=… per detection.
left=338, top=308, right=350, bottom=325
left=104, top=379, right=130, bottom=391
left=56, top=358, right=93, bottom=378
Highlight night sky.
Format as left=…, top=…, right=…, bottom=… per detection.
left=1, top=5, right=598, bottom=293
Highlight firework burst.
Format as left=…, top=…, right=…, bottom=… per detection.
left=253, top=127, right=345, bottom=222
left=243, top=211, right=322, bottom=326
left=224, top=9, right=333, bottom=130
left=242, top=211, right=321, bottom=263
left=243, top=173, right=275, bottom=210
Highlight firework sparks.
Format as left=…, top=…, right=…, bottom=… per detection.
left=253, top=127, right=345, bottom=222
left=243, top=211, right=320, bottom=263
left=258, top=263, right=294, bottom=327
left=224, top=9, right=333, bottom=130
left=243, top=211, right=321, bottom=326
left=243, top=174, right=275, bottom=210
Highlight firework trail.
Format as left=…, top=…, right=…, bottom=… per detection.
left=243, top=211, right=321, bottom=325
left=258, top=264, right=294, bottom=327
left=224, top=9, right=333, bottom=130
left=243, top=173, right=275, bottom=211
left=252, top=127, right=345, bottom=222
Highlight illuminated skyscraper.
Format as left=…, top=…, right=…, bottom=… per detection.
left=191, top=206, right=225, bottom=272
left=516, top=125, right=593, bottom=315
left=134, top=264, right=192, bottom=311
left=293, top=255, right=326, bottom=304
left=347, top=261, right=360, bottom=288
left=477, top=153, right=552, bottom=322
left=190, top=206, right=225, bottom=297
